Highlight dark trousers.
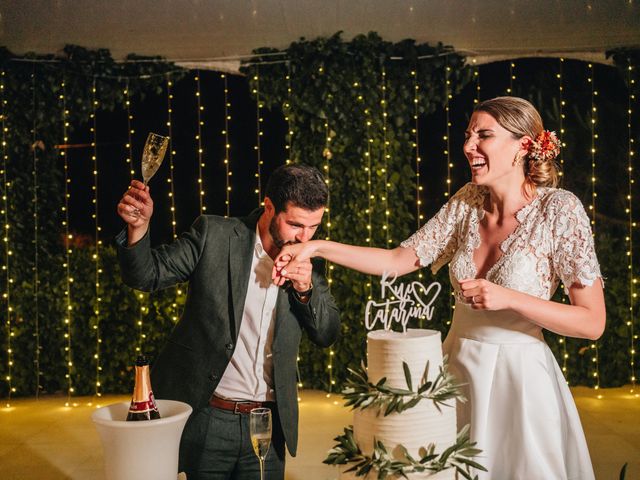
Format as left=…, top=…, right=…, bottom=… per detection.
left=179, top=405, right=286, bottom=480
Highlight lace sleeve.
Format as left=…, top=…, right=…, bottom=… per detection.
left=400, top=184, right=474, bottom=273
left=549, top=190, right=602, bottom=290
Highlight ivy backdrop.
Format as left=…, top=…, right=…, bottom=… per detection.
left=0, top=36, right=638, bottom=400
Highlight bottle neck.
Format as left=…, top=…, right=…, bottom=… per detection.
left=132, top=364, right=153, bottom=402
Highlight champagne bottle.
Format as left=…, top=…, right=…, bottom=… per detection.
left=126, top=355, right=161, bottom=421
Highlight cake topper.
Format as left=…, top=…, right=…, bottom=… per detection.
left=365, top=271, right=441, bottom=333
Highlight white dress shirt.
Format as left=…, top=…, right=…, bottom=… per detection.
left=214, top=226, right=278, bottom=401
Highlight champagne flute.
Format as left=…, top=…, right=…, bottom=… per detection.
left=131, top=132, right=169, bottom=217
left=250, top=407, right=272, bottom=480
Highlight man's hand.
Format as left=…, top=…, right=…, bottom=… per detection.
left=284, top=259, right=313, bottom=296
left=117, top=180, right=154, bottom=245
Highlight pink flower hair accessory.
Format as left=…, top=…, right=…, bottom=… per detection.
left=524, top=130, right=561, bottom=162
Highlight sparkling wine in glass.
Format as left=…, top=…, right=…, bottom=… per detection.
left=141, top=132, right=169, bottom=185
left=250, top=407, right=272, bottom=480
left=131, top=132, right=169, bottom=217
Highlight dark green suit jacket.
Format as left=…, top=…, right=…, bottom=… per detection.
left=116, top=209, right=340, bottom=456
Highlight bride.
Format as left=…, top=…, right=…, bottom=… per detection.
left=272, top=96, right=604, bottom=480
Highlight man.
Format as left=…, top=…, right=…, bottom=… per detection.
left=116, top=164, right=340, bottom=479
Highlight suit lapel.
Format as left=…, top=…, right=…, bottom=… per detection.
left=229, top=209, right=262, bottom=339
left=273, top=288, right=290, bottom=342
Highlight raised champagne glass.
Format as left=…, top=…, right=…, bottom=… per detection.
left=250, top=407, right=272, bottom=480
left=132, top=132, right=169, bottom=217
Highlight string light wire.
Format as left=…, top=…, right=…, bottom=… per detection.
left=557, top=58, right=569, bottom=380
left=252, top=67, right=263, bottom=206
left=60, top=74, right=75, bottom=406
left=165, top=74, right=182, bottom=324
left=626, top=60, right=637, bottom=394
left=1, top=69, right=14, bottom=406
left=222, top=74, right=232, bottom=217
left=195, top=71, right=206, bottom=214
left=30, top=67, right=42, bottom=399
left=90, top=77, right=103, bottom=399
left=588, top=63, right=601, bottom=397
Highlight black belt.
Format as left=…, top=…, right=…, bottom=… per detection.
left=210, top=395, right=276, bottom=414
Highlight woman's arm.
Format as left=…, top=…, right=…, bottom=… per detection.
left=273, top=240, right=421, bottom=285
left=459, top=278, right=606, bottom=340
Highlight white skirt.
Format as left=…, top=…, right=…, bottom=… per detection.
left=443, top=303, right=595, bottom=480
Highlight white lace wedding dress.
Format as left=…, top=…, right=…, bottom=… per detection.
left=401, top=183, right=600, bottom=480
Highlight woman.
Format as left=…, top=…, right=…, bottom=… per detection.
left=273, top=97, right=604, bottom=479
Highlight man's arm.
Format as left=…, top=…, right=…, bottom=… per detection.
left=116, top=213, right=208, bottom=292
left=289, top=258, right=340, bottom=347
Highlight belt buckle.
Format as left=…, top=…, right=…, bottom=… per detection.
left=234, top=401, right=254, bottom=415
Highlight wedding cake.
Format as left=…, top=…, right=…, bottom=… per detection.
left=329, top=328, right=467, bottom=480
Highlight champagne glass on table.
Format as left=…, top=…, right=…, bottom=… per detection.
left=132, top=132, right=169, bottom=217
left=250, top=407, right=272, bottom=480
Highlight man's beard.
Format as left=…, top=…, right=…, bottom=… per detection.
left=269, top=217, right=298, bottom=249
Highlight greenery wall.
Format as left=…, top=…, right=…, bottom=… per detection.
left=0, top=37, right=638, bottom=400
left=243, top=32, right=472, bottom=392
left=0, top=46, right=184, bottom=398
left=245, top=35, right=640, bottom=392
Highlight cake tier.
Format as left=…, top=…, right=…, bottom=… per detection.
left=367, top=329, right=444, bottom=388
left=353, top=400, right=457, bottom=458
left=347, top=328, right=457, bottom=480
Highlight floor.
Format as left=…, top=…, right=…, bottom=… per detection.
left=0, top=387, right=638, bottom=480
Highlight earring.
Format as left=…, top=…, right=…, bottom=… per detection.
left=513, top=151, right=524, bottom=167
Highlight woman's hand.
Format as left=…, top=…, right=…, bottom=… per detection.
left=458, top=278, right=514, bottom=310
left=272, top=241, right=319, bottom=286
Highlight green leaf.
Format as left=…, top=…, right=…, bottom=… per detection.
left=402, top=361, right=413, bottom=391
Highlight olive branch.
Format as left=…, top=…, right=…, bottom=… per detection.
left=342, top=355, right=466, bottom=416
left=323, top=424, right=486, bottom=480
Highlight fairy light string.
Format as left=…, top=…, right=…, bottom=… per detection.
left=285, top=64, right=293, bottom=164
left=323, top=118, right=334, bottom=395
left=558, top=59, right=566, bottom=182
left=381, top=64, right=391, bottom=247
left=124, top=79, right=134, bottom=182
left=166, top=75, right=178, bottom=239
left=444, top=60, right=454, bottom=323
left=363, top=85, right=374, bottom=301
left=222, top=73, right=232, bottom=217
left=627, top=60, right=637, bottom=394
left=60, top=74, right=75, bottom=406
left=165, top=74, right=182, bottom=324
left=1, top=69, right=14, bottom=406
left=587, top=63, right=601, bottom=396
left=412, top=69, right=424, bottom=232
left=411, top=68, right=425, bottom=293
left=556, top=58, right=569, bottom=380
left=195, top=71, right=206, bottom=214
left=507, top=62, right=515, bottom=95
left=473, top=60, right=481, bottom=105
left=30, top=67, right=42, bottom=399
left=252, top=67, right=263, bottom=207
left=412, top=67, right=428, bottom=328
left=90, top=77, right=103, bottom=399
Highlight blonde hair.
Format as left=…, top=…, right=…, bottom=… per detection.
left=475, top=96, right=559, bottom=188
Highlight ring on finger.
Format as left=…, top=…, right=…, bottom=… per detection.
left=471, top=295, right=477, bottom=304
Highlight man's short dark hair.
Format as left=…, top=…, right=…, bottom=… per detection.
left=264, top=164, right=328, bottom=213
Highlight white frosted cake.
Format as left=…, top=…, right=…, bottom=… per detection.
left=339, top=329, right=457, bottom=480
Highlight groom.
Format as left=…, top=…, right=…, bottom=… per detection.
left=116, top=164, right=340, bottom=479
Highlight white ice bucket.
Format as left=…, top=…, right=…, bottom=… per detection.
left=92, top=399, right=192, bottom=480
